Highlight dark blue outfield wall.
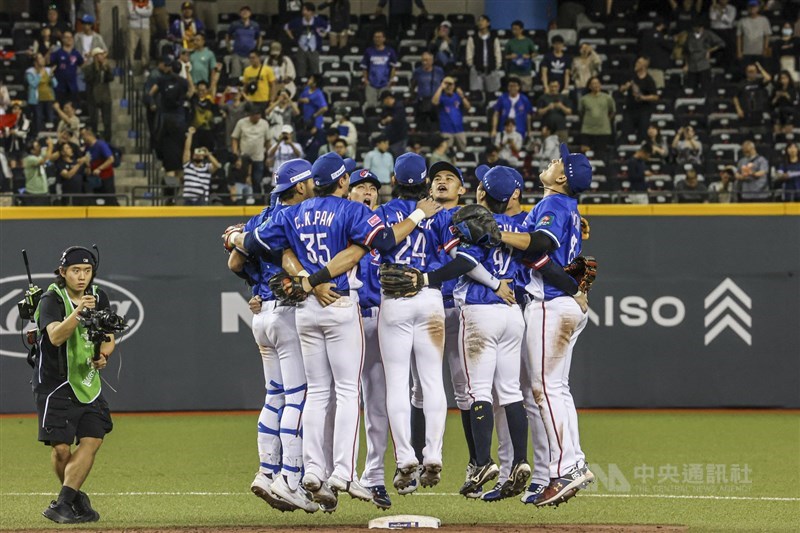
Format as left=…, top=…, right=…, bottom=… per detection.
left=1, top=214, right=798, bottom=412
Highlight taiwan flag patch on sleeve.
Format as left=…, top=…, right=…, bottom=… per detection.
left=368, top=214, right=382, bottom=227
left=538, top=214, right=554, bottom=227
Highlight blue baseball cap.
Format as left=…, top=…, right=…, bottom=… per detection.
left=480, top=166, right=522, bottom=202
left=311, top=152, right=348, bottom=187
left=429, top=161, right=464, bottom=184
left=349, top=168, right=381, bottom=189
left=477, top=163, right=522, bottom=189
left=394, top=152, right=428, bottom=185
left=272, top=158, right=313, bottom=193
left=559, top=143, right=593, bottom=194
left=343, top=157, right=357, bottom=174
left=81, top=14, right=95, bottom=24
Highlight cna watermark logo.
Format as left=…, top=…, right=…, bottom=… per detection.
left=0, top=274, right=144, bottom=359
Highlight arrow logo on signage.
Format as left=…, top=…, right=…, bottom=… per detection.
left=704, top=278, right=752, bottom=346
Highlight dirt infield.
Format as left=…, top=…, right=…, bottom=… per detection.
left=22, top=526, right=688, bottom=533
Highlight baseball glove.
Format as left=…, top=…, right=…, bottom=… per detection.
left=379, top=263, right=425, bottom=298
left=451, top=204, right=502, bottom=247
left=564, top=256, right=597, bottom=292
left=580, top=216, right=590, bottom=240
left=268, top=271, right=308, bottom=304
left=222, top=223, right=245, bottom=253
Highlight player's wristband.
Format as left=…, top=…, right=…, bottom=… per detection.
left=298, top=270, right=310, bottom=277
left=234, top=246, right=249, bottom=257
left=573, top=290, right=584, bottom=298
left=492, top=279, right=502, bottom=292
left=408, top=209, right=425, bottom=225
left=422, top=273, right=429, bottom=286
left=307, top=267, right=332, bottom=288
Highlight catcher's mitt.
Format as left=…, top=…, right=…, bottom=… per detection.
left=564, top=256, right=597, bottom=292
left=222, top=223, right=245, bottom=252
left=268, top=271, right=308, bottom=304
left=580, top=216, right=590, bottom=240
left=451, top=204, right=502, bottom=247
left=379, top=263, right=425, bottom=298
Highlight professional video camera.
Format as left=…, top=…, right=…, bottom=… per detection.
left=78, top=307, right=128, bottom=345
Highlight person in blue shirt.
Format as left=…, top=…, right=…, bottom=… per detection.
left=432, top=76, right=472, bottom=154
left=297, top=73, right=328, bottom=132
left=50, top=32, right=84, bottom=106
left=411, top=51, right=444, bottom=131
left=226, top=6, right=262, bottom=79
left=491, top=77, right=533, bottom=139
left=284, top=2, right=330, bottom=79
left=540, top=35, right=572, bottom=94
left=360, top=30, right=399, bottom=108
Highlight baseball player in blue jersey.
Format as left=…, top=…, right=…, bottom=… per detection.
left=226, top=159, right=317, bottom=513
left=347, top=168, right=392, bottom=510
left=499, top=144, right=594, bottom=507
left=227, top=152, right=441, bottom=510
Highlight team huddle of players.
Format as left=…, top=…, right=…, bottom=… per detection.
left=222, top=144, right=596, bottom=514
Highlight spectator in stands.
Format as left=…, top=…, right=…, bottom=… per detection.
left=578, top=76, right=615, bottom=157
left=708, top=165, right=735, bottom=203
left=363, top=134, right=393, bottom=185
left=735, top=140, right=769, bottom=202
left=182, top=127, right=221, bottom=205
left=541, top=35, right=571, bottom=94
left=226, top=6, right=261, bottom=80
left=56, top=141, right=87, bottom=205
left=232, top=103, right=271, bottom=196
left=775, top=142, right=800, bottom=201
left=670, top=0, right=701, bottom=36
left=21, top=138, right=55, bottom=205
left=709, top=0, right=737, bottom=67
left=638, top=17, right=672, bottom=89
left=427, top=137, right=452, bottom=166
left=279, top=0, right=303, bottom=24
left=150, top=61, right=190, bottom=196
left=332, top=138, right=350, bottom=158
left=536, top=80, right=572, bottom=141
left=334, top=111, right=358, bottom=155
left=4, top=104, right=32, bottom=170
left=772, top=22, right=800, bottom=74
left=169, top=2, right=204, bottom=52
left=33, top=27, right=57, bottom=58
left=620, top=56, right=659, bottom=141
left=178, top=48, right=194, bottom=80
left=737, top=0, right=771, bottom=65
left=376, top=0, right=428, bottom=41
left=74, top=15, right=106, bottom=64
left=317, top=128, right=341, bottom=156
left=266, top=89, right=300, bottom=141
left=674, top=166, right=708, bottom=203
left=671, top=125, right=703, bottom=166
left=81, top=127, right=118, bottom=205
left=51, top=32, right=84, bottom=105
left=496, top=119, right=523, bottom=166
left=243, top=50, right=277, bottom=107
left=284, top=2, right=329, bottom=80
left=53, top=101, right=80, bottom=144
left=625, top=146, right=652, bottom=194
left=26, top=53, right=56, bottom=136
left=491, top=77, right=532, bottom=140
left=266, top=42, right=297, bottom=98
left=361, top=30, right=399, bottom=108
left=504, top=20, right=537, bottom=93
left=466, top=15, right=502, bottom=93
left=82, top=48, right=114, bottom=141
left=298, top=73, right=328, bottom=132
left=429, top=21, right=459, bottom=70
left=44, top=4, right=71, bottom=41
left=733, top=62, right=771, bottom=131
left=227, top=154, right=252, bottom=204
left=571, top=42, right=602, bottom=95
left=643, top=124, right=669, bottom=162
left=319, top=0, right=351, bottom=52
left=684, top=21, right=725, bottom=95
left=411, top=51, right=443, bottom=131
left=77, top=0, right=101, bottom=31
left=188, top=66, right=221, bottom=152
left=268, top=125, right=304, bottom=178
left=478, top=145, right=509, bottom=168
left=772, top=70, right=798, bottom=135
left=151, top=0, right=169, bottom=39
left=189, top=34, right=217, bottom=85
left=537, top=123, right=560, bottom=163
left=127, top=0, right=153, bottom=75
left=432, top=77, right=471, bottom=154
left=379, top=91, right=408, bottom=157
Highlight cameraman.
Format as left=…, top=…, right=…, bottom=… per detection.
left=34, top=247, right=115, bottom=524
left=267, top=125, right=303, bottom=181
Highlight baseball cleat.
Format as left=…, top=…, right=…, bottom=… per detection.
left=420, top=463, right=442, bottom=488
left=42, top=500, right=80, bottom=524
left=480, top=482, right=505, bottom=502
left=521, top=482, right=547, bottom=505
left=302, top=474, right=338, bottom=509
left=270, top=475, right=319, bottom=513
left=461, top=462, right=482, bottom=498
left=328, top=475, right=373, bottom=501
left=459, top=460, right=499, bottom=496
left=368, top=485, right=392, bottom=510
left=251, top=472, right=297, bottom=512
left=580, top=463, right=595, bottom=489
left=393, top=463, right=419, bottom=493
left=535, top=467, right=588, bottom=507
left=504, top=461, right=532, bottom=498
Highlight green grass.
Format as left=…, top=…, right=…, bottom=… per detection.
left=1, top=411, right=798, bottom=531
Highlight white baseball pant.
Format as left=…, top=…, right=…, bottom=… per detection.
left=360, top=307, right=390, bottom=487
left=252, top=303, right=284, bottom=477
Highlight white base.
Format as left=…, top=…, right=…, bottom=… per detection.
left=368, top=514, right=441, bottom=529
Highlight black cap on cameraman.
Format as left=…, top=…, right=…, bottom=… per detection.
left=55, top=248, right=96, bottom=274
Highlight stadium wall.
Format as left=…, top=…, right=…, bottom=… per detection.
left=1, top=205, right=798, bottom=413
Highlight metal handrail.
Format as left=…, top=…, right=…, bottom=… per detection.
left=2, top=193, right=131, bottom=206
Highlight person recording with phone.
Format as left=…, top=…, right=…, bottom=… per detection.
left=33, top=247, right=117, bottom=524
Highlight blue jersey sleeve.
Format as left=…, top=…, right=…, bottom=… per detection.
left=254, top=205, right=291, bottom=252
left=348, top=201, right=387, bottom=248
left=531, top=209, right=566, bottom=248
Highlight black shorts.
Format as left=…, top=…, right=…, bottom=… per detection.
left=35, top=391, right=113, bottom=446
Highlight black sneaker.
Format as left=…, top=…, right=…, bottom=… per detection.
left=368, top=485, right=391, bottom=510
left=459, top=461, right=499, bottom=496
left=72, top=491, right=100, bottom=522
left=42, top=500, right=80, bottom=524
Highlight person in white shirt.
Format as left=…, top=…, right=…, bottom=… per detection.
left=268, top=124, right=304, bottom=179
left=127, top=0, right=153, bottom=74
left=710, top=0, right=737, bottom=66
